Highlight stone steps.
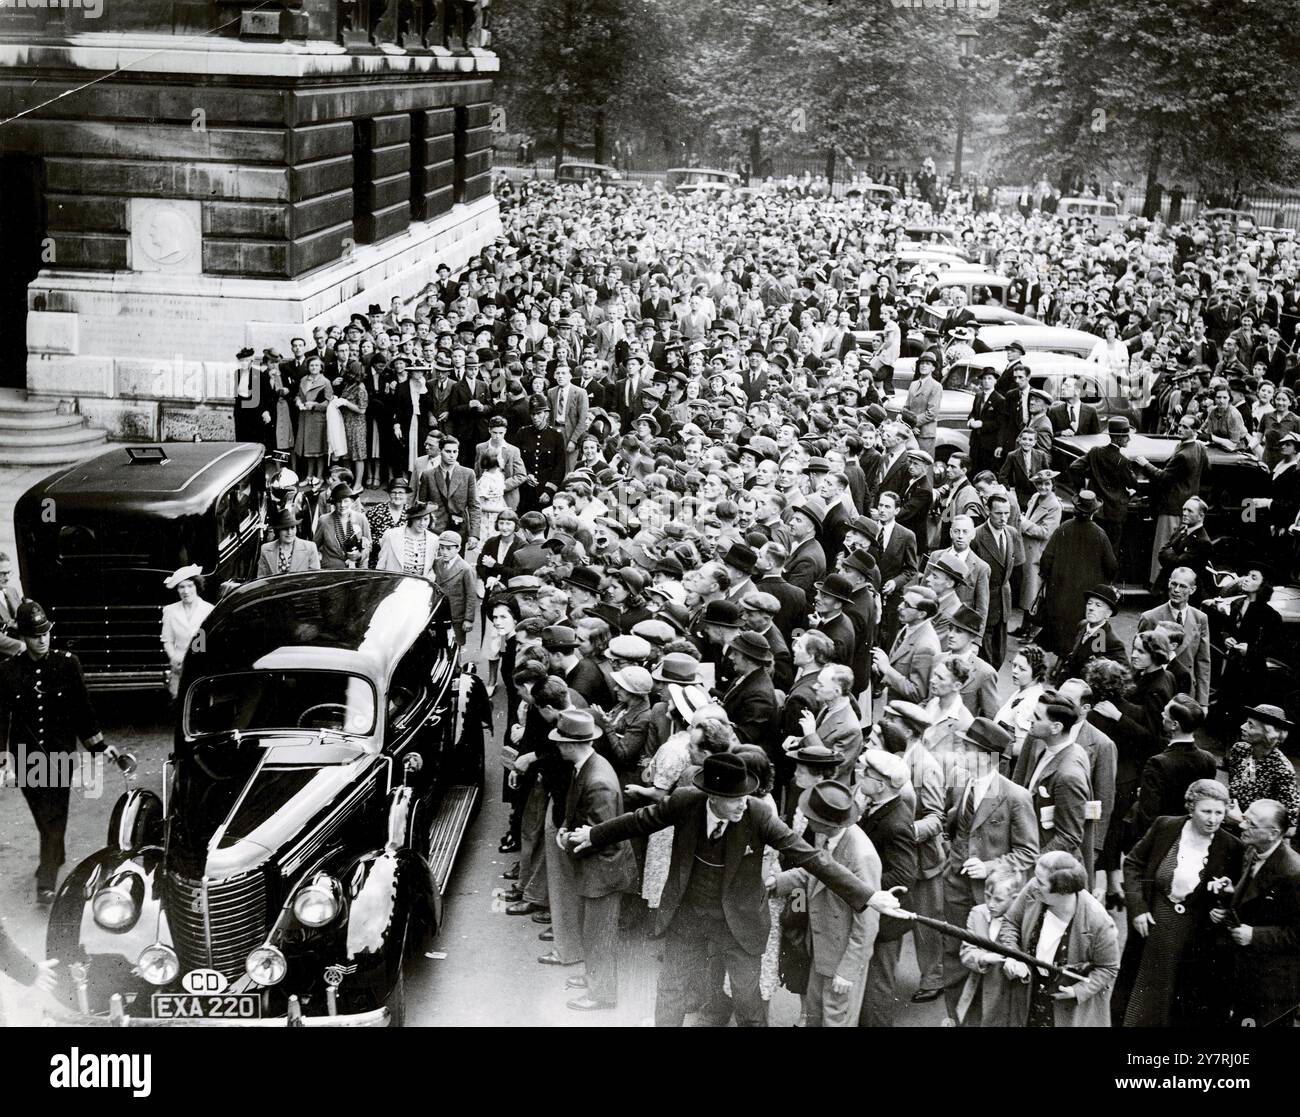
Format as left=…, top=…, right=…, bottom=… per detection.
left=0, top=390, right=108, bottom=466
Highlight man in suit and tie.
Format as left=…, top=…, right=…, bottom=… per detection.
left=474, top=416, right=528, bottom=511
left=279, top=337, right=312, bottom=438
left=784, top=501, right=828, bottom=601
left=896, top=451, right=935, bottom=551
left=1154, top=496, right=1214, bottom=598
left=772, top=780, right=882, bottom=1026
left=940, top=718, right=1038, bottom=1017
left=807, top=574, right=858, bottom=671
left=1125, top=696, right=1218, bottom=842
left=256, top=507, right=322, bottom=576
left=1137, top=567, right=1212, bottom=708
left=968, top=369, right=1006, bottom=475
left=942, top=606, right=1001, bottom=719
left=445, top=354, right=493, bottom=464
left=874, top=422, right=913, bottom=503
left=1048, top=375, right=1103, bottom=436
left=753, top=542, right=808, bottom=643
left=416, top=435, right=482, bottom=551
left=871, top=491, right=919, bottom=595
left=1069, top=416, right=1139, bottom=553
left=571, top=752, right=905, bottom=1026
left=871, top=585, right=941, bottom=705
left=552, top=710, right=638, bottom=1011
left=1253, top=328, right=1290, bottom=386
left=998, top=427, right=1051, bottom=508
left=547, top=362, right=590, bottom=471
left=997, top=357, right=1031, bottom=457
left=971, top=493, right=1022, bottom=669
left=1212, top=798, right=1300, bottom=1027
left=1052, top=583, right=1129, bottom=685
left=612, top=351, right=646, bottom=426
left=934, top=453, right=984, bottom=552
left=1015, top=690, right=1095, bottom=876
left=798, top=664, right=865, bottom=785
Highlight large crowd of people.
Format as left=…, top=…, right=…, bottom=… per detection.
left=9, top=170, right=1300, bottom=1029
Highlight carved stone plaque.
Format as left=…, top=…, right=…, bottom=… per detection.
left=129, top=198, right=203, bottom=275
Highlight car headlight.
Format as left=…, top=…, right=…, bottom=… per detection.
left=246, top=945, right=287, bottom=987
left=292, top=874, right=342, bottom=928
left=137, top=943, right=180, bottom=986
left=91, top=872, right=143, bottom=932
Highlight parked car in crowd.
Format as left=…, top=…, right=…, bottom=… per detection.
left=972, top=324, right=1102, bottom=360
left=665, top=167, right=740, bottom=193
left=46, top=570, right=489, bottom=1026
left=14, top=443, right=265, bottom=691
left=1057, top=196, right=1124, bottom=234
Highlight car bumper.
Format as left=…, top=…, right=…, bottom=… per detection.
left=49, top=1006, right=390, bottom=1027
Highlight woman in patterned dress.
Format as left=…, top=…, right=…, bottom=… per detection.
left=337, top=363, right=369, bottom=487
left=366, top=474, right=410, bottom=567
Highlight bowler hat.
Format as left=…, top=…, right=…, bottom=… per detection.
left=548, top=709, right=601, bottom=743
left=701, top=599, right=744, bottom=629
left=563, top=566, right=603, bottom=595
left=723, top=543, right=758, bottom=574
left=798, top=781, right=859, bottom=830
left=814, top=573, right=858, bottom=603
left=14, top=600, right=51, bottom=638
left=958, top=717, right=1014, bottom=755
left=693, top=752, right=760, bottom=798
left=1107, top=416, right=1132, bottom=436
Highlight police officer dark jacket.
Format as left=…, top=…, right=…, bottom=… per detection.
left=0, top=603, right=104, bottom=761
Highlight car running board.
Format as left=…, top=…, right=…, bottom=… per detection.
left=427, top=785, right=479, bottom=895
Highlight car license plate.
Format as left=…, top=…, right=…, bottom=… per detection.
left=151, top=993, right=261, bottom=1020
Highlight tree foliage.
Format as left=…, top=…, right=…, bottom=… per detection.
left=990, top=0, right=1300, bottom=192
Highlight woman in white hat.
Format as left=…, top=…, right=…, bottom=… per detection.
left=160, top=565, right=214, bottom=698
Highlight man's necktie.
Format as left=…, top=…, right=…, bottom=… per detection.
left=1231, top=848, right=1259, bottom=912
left=710, top=821, right=725, bottom=842
left=960, top=788, right=976, bottom=832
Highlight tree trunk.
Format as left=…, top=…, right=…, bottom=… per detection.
left=825, top=147, right=836, bottom=189
left=748, top=126, right=762, bottom=179
left=555, top=109, right=566, bottom=175
left=1142, top=136, right=1163, bottom=220
left=593, top=109, right=606, bottom=166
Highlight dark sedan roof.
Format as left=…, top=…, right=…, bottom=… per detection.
left=1052, top=431, right=1267, bottom=474
left=18, top=443, right=263, bottom=519
left=191, top=572, right=442, bottom=684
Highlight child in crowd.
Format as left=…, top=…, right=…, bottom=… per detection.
left=955, top=866, right=1023, bottom=1027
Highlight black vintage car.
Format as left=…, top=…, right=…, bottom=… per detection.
left=46, top=571, right=488, bottom=1026
left=14, top=443, right=265, bottom=690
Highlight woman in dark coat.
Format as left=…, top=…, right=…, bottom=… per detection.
left=1035, top=494, right=1118, bottom=657
left=1091, top=631, right=1178, bottom=904
left=1213, top=566, right=1284, bottom=729
left=1113, top=780, right=1243, bottom=1027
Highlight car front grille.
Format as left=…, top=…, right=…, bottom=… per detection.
left=165, top=871, right=269, bottom=981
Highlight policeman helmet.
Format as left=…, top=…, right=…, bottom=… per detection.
left=15, top=599, right=52, bottom=637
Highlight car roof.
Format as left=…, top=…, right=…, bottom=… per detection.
left=952, top=351, right=1092, bottom=375
left=973, top=324, right=1100, bottom=350
left=559, top=161, right=617, bottom=171
left=192, top=571, right=440, bottom=684
left=667, top=167, right=739, bottom=178
left=17, top=442, right=263, bottom=519
left=1058, top=431, right=1268, bottom=472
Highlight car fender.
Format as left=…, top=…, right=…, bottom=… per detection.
left=106, top=788, right=164, bottom=851
left=46, top=846, right=166, bottom=1012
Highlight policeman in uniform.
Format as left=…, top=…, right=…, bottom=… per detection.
left=515, top=394, right=567, bottom=514
left=0, top=601, right=118, bottom=904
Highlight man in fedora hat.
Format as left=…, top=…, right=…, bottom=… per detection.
left=771, top=780, right=882, bottom=1026
left=1036, top=491, right=1119, bottom=657
left=807, top=572, right=858, bottom=667
left=545, top=623, right=612, bottom=707
left=257, top=507, right=322, bottom=576
left=1051, top=584, right=1128, bottom=685
left=721, top=630, right=778, bottom=751
left=1068, top=416, right=1138, bottom=552
left=570, top=752, right=906, bottom=1026
left=940, top=718, right=1038, bottom=1018
left=872, top=585, right=941, bottom=706
left=941, top=605, right=1001, bottom=720
left=0, top=600, right=120, bottom=903
left=924, top=552, right=969, bottom=640
left=549, top=709, right=638, bottom=1011
left=784, top=498, right=828, bottom=601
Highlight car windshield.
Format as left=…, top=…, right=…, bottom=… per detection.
left=185, top=671, right=377, bottom=738
left=944, top=365, right=991, bottom=391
